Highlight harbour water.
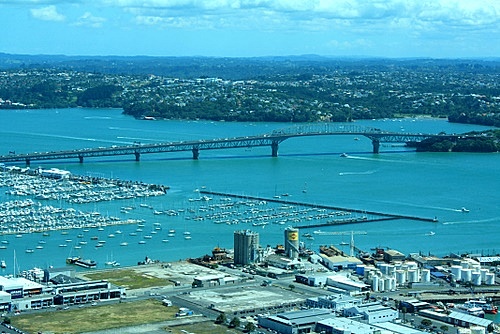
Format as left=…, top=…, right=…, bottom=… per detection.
left=0, top=108, right=498, bottom=275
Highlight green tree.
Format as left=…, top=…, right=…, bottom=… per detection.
left=440, top=325, right=449, bottom=332
left=215, top=313, right=226, bottom=324
left=245, top=322, right=256, bottom=332
left=229, top=317, right=240, bottom=328
left=420, top=319, right=432, bottom=328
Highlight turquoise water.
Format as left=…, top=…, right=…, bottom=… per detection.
left=0, top=108, right=498, bottom=273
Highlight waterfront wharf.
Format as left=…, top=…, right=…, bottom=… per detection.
left=199, top=190, right=438, bottom=226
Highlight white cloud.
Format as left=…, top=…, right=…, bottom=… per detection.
left=74, top=12, right=106, bottom=28
left=101, top=0, right=499, bottom=33
left=30, top=5, right=65, bottom=22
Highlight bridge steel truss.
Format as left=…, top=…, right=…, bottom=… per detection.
left=0, top=124, right=459, bottom=165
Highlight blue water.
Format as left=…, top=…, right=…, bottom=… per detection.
left=0, top=109, right=498, bottom=274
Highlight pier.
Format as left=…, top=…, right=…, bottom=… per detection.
left=199, top=190, right=439, bottom=228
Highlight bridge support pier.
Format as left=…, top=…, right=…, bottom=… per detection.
left=134, top=152, right=140, bottom=161
left=372, top=139, right=380, bottom=154
left=192, top=147, right=199, bottom=160
left=25, top=159, right=30, bottom=167
left=78, top=155, right=84, bottom=163
left=271, top=141, right=279, bottom=157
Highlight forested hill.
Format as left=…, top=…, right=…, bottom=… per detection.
left=0, top=54, right=498, bottom=126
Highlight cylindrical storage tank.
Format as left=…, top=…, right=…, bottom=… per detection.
left=372, top=276, right=379, bottom=292
left=406, top=262, right=418, bottom=270
left=485, top=273, right=495, bottom=285
left=387, top=265, right=396, bottom=275
left=384, top=277, right=392, bottom=292
left=396, top=270, right=406, bottom=285
left=407, top=270, right=419, bottom=283
left=378, top=278, right=385, bottom=292
left=378, top=263, right=389, bottom=275
left=471, top=272, right=481, bottom=286
left=356, top=264, right=366, bottom=276
left=480, top=269, right=489, bottom=282
left=472, top=264, right=481, bottom=271
left=394, top=262, right=402, bottom=270
left=421, top=269, right=431, bottom=283
left=451, top=265, right=462, bottom=281
left=461, top=261, right=470, bottom=269
left=284, top=227, right=299, bottom=259
left=461, top=268, right=472, bottom=282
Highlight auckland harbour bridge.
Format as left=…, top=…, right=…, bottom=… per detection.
left=0, top=124, right=460, bottom=165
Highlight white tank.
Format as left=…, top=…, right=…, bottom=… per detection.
left=407, top=269, right=419, bottom=283
left=406, top=261, right=418, bottom=270
left=471, top=272, right=481, bottom=286
left=461, top=261, right=470, bottom=269
left=461, top=268, right=472, bottom=282
left=372, top=275, right=379, bottom=292
left=485, top=273, right=495, bottom=285
left=480, top=269, right=489, bottom=282
left=396, top=270, right=406, bottom=285
left=451, top=265, right=462, bottom=280
left=378, top=263, right=389, bottom=274
left=387, top=265, right=396, bottom=275
left=421, top=269, right=431, bottom=283
left=384, top=277, right=393, bottom=291
left=378, top=277, right=385, bottom=291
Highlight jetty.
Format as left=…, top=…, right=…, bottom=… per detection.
left=199, top=190, right=438, bottom=228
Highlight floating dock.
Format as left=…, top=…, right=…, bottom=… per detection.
left=199, top=190, right=438, bottom=229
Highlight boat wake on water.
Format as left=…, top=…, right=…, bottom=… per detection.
left=338, top=170, right=377, bottom=176
left=442, top=217, right=500, bottom=225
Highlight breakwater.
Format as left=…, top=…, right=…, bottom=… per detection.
left=199, top=190, right=439, bottom=228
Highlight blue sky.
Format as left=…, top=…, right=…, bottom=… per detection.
left=1, top=0, right=499, bottom=58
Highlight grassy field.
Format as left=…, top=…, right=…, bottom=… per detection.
left=81, top=268, right=171, bottom=289
left=10, top=299, right=177, bottom=334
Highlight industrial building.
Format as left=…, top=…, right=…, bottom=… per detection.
left=258, top=308, right=334, bottom=334
left=306, top=294, right=361, bottom=311
left=233, top=230, right=260, bottom=265
left=343, top=301, right=398, bottom=324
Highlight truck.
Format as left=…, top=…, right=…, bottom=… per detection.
left=176, top=307, right=193, bottom=317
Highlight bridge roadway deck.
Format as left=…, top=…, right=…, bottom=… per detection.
left=0, top=125, right=461, bottom=165
left=199, top=190, right=438, bottom=227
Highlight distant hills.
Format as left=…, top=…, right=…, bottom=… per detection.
left=0, top=53, right=498, bottom=80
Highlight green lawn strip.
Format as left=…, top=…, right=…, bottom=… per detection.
left=82, top=268, right=170, bottom=289
left=11, top=299, right=177, bottom=334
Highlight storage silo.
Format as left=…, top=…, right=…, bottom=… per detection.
left=451, top=265, right=462, bottom=281
left=471, top=272, right=481, bottom=286
left=406, top=262, right=418, bottom=270
left=461, top=268, right=472, bottom=282
left=378, top=263, right=389, bottom=275
left=485, top=273, right=495, bottom=285
left=396, top=270, right=406, bottom=285
left=407, top=270, right=419, bottom=283
left=378, top=277, right=385, bottom=291
left=480, top=269, right=489, bottom=282
left=384, top=277, right=393, bottom=291
left=421, top=269, right=431, bottom=283
left=387, top=264, right=396, bottom=275
left=284, top=227, right=299, bottom=259
left=372, top=275, right=380, bottom=292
